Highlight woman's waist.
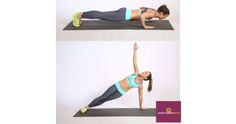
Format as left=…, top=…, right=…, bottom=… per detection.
left=131, top=10, right=141, bottom=19
left=118, top=79, right=131, bottom=91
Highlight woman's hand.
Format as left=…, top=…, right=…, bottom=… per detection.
left=139, top=107, right=144, bottom=111
left=133, top=42, right=139, bottom=51
left=144, top=25, right=155, bottom=29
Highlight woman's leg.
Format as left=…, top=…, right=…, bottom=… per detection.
left=88, top=84, right=122, bottom=107
left=82, top=8, right=126, bottom=22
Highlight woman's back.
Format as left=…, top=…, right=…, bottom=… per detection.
left=131, top=8, right=156, bottom=20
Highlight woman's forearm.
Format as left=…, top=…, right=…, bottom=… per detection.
left=140, top=15, right=147, bottom=28
left=140, top=15, right=154, bottom=29
left=138, top=85, right=143, bottom=109
left=139, top=95, right=143, bottom=109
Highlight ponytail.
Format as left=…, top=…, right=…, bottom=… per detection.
left=144, top=72, right=152, bottom=92
left=148, top=78, right=152, bottom=92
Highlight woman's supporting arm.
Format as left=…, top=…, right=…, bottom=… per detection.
left=133, top=43, right=139, bottom=74
left=138, top=85, right=143, bottom=110
left=140, top=14, right=154, bottom=29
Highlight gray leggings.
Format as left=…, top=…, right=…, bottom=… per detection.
left=88, top=84, right=122, bottom=107
left=82, top=8, right=126, bottom=22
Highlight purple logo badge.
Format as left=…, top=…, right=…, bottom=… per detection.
left=156, top=101, right=181, bottom=122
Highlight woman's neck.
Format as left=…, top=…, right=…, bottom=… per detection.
left=155, top=12, right=160, bottom=18
left=138, top=74, right=144, bottom=81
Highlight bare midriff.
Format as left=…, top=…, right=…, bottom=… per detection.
left=118, top=78, right=131, bottom=92
left=131, top=10, right=141, bottom=20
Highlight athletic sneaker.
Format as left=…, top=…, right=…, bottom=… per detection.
left=73, top=12, right=82, bottom=27
left=80, top=106, right=88, bottom=114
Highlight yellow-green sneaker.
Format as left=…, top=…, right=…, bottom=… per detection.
left=80, top=106, right=88, bottom=114
left=73, top=12, right=82, bottom=28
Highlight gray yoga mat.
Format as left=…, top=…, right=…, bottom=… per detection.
left=73, top=108, right=156, bottom=117
left=63, top=20, right=174, bottom=30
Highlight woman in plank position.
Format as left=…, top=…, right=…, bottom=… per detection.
left=73, top=4, right=170, bottom=29
left=80, top=43, right=153, bottom=113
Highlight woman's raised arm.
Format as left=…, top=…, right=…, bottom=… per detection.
left=133, top=43, right=139, bottom=74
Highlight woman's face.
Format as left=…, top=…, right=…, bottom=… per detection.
left=158, top=12, right=169, bottom=20
left=140, top=71, right=150, bottom=79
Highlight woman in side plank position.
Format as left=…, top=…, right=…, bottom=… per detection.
left=73, top=4, right=170, bottom=29
left=80, top=43, right=153, bottom=113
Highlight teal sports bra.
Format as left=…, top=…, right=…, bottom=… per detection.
left=125, top=8, right=132, bottom=20
left=127, top=74, right=142, bottom=88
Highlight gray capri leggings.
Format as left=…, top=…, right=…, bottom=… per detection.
left=88, top=84, right=123, bottom=107
left=82, top=8, right=126, bottom=22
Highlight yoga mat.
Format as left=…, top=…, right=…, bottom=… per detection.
left=63, top=20, right=174, bottom=30
left=73, top=108, right=155, bottom=117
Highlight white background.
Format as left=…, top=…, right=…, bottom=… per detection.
left=1, top=0, right=236, bottom=124
left=57, top=0, right=179, bottom=24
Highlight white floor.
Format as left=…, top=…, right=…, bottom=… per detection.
left=56, top=20, right=179, bottom=41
